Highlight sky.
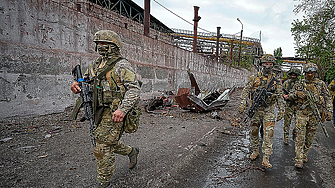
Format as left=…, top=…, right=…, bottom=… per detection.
left=132, top=0, right=305, bottom=57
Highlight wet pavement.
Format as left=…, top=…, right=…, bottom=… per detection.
left=1, top=88, right=335, bottom=188
left=203, top=116, right=335, bottom=188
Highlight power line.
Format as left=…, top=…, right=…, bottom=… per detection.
left=152, top=0, right=212, bottom=33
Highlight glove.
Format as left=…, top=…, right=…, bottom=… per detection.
left=238, top=100, right=246, bottom=114
left=326, top=111, right=333, bottom=121
left=276, top=110, right=284, bottom=122
left=296, top=91, right=306, bottom=99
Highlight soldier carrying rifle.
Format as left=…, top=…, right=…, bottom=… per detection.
left=70, top=30, right=141, bottom=188
left=238, top=54, right=285, bottom=169
left=284, top=62, right=333, bottom=169
left=282, top=68, right=301, bottom=145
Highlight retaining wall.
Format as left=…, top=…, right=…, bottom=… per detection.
left=0, top=0, right=252, bottom=119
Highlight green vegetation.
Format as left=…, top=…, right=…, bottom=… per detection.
left=291, top=0, right=335, bottom=82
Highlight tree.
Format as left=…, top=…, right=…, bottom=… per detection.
left=274, top=47, right=284, bottom=65
left=291, top=0, right=335, bottom=81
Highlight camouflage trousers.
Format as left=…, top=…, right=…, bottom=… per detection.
left=250, top=105, right=276, bottom=156
left=294, top=109, right=318, bottom=163
left=93, top=108, right=132, bottom=183
left=283, top=105, right=296, bottom=141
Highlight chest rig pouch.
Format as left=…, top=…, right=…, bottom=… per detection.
left=95, top=58, right=126, bottom=108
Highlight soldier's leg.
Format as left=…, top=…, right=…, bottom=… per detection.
left=333, top=100, right=335, bottom=128
left=250, top=123, right=260, bottom=160
left=94, top=143, right=115, bottom=184
left=303, top=117, right=318, bottom=163
left=113, top=140, right=139, bottom=169
left=294, top=111, right=307, bottom=168
left=262, top=121, right=275, bottom=168
left=283, top=107, right=293, bottom=144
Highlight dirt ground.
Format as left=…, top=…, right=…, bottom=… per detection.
left=1, top=88, right=335, bottom=188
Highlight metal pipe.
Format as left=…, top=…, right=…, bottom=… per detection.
left=144, top=0, right=151, bottom=36
left=193, top=6, right=201, bottom=53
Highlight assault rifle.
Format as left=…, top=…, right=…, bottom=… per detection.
left=72, top=65, right=96, bottom=146
left=282, top=87, right=296, bottom=107
left=246, top=77, right=279, bottom=118
left=301, top=81, right=329, bottom=137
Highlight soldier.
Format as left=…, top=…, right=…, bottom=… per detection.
left=328, top=78, right=335, bottom=128
left=282, top=68, right=301, bottom=145
left=70, top=30, right=141, bottom=187
left=238, top=54, right=285, bottom=168
left=285, top=63, right=332, bottom=168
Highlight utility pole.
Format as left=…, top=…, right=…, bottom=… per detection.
left=216, top=27, right=221, bottom=62
left=237, top=18, right=243, bottom=66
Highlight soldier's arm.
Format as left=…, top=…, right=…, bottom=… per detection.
left=321, top=81, right=332, bottom=111
left=276, top=80, right=285, bottom=111
left=240, top=75, right=254, bottom=105
left=115, top=60, right=141, bottom=115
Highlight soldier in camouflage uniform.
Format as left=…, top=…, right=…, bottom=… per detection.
left=282, top=68, right=301, bottom=145
left=286, top=63, right=332, bottom=168
left=238, top=54, right=285, bottom=168
left=328, top=78, right=335, bottom=128
left=71, top=30, right=141, bottom=187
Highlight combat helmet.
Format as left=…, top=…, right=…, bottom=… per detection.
left=303, top=62, right=318, bottom=73
left=93, top=30, right=122, bottom=49
left=287, top=67, right=301, bottom=76
left=260, top=54, right=276, bottom=64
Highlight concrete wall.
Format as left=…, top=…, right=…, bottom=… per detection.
left=0, top=0, right=252, bottom=120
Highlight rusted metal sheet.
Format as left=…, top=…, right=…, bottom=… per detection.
left=175, top=70, right=236, bottom=112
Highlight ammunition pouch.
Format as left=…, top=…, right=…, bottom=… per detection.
left=123, top=106, right=142, bottom=133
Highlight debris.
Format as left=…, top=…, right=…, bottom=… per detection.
left=197, top=141, right=207, bottom=147
left=217, top=129, right=245, bottom=137
left=0, top=137, right=14, bottom=142
left=45, top=134, right=52, bottom=138
left=175, top=70, right=236, bottom=112
left=19, top=146, right=36, bottom=149
left=47, top=126, right=62, bottom=134
left=145, top=91, right=175, bottom=113
left=37, top=154, right=48, bottom=158
left=211, top=111, right=222, bottom=119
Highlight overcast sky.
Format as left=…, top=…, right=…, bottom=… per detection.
left=132, top=0, right=304, bottom=57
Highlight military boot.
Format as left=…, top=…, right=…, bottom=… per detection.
left=295, top=161, right=303, bottom=169
left=128, top=147, right=139, bottom=169
left=302, top=154, right=308, bottom=163
left=95, top=182, right=110, bottom=188
left=283, top=138, right=289, bottom=145
left=262, top=155, right=272, bottom=168
left=250, top=150, right=259, bottom=160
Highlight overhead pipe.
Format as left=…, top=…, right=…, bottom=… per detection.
left=193, top=6, right=201, bottom=53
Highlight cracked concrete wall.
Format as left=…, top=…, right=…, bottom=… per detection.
left=0, top=0, right=251, bottom=119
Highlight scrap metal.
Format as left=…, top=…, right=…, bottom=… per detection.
left=175, top=70, right=236, bottom=112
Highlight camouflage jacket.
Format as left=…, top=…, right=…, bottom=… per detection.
left=241, top=71, right=284, bottom=111
left=282, top=78, right=299, bottom=107
left=328, top=79, right=335, bottom=102
left=85, top=56, right=141, bottom=115
left=288, top=78, right=332, bottom=112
